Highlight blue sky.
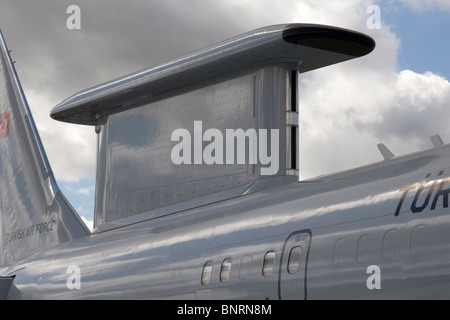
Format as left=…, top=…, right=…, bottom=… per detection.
left=0, top=1, right=448, bottom=231
left=59, top=180, right=95, bottom=227
left=381, top=2, right=449, bottom=78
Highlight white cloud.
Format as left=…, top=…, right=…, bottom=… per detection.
left=299, top=65, right=450, bottom=179
left=76, top=185, right=95, bottom=196
left=360, top=70, right=450, bottom=141
left=25, top=89, right=96, bottom=182
left=80, top=215, right=94, bottom=232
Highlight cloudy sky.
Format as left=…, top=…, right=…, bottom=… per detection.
left=0, top=0, right=448, bottom=230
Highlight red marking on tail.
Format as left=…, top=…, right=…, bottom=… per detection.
left=0, top=110, right=11, bottom=140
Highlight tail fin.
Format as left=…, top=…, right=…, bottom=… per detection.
left=0, top=30, right=90, bottom=266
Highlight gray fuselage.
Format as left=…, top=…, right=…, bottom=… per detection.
left=4, top=143, right=450, bottom=299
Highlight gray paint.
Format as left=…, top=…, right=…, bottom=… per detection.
left=4, top=24, right=447, bottom=300
left=5, top=145, right=450, bottom=299
left=94, top=65, right=297, bottom=229
left=50, top=23, right=374, bottom=126
left=0, top=29, right=89, bottom=266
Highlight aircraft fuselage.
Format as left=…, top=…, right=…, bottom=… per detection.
left=3, top=143, right=450, bottom=299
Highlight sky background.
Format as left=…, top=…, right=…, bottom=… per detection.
left=0, top=0, right=448, bottom=231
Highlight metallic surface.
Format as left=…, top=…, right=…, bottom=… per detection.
left=94, top=65, right=298, bottom=230
left=50, top=23, right=375, bottom=126
left=0, top=30, right=89, bottom=266
left=53, top=24, right=375, bottom=230
left=4, top=145, right=450, bottom=299
left=3, top=24, right=449, bottom=300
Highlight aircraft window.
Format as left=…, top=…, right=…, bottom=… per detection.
left=201, top=261, right=213, bottom=286
left=262, top=251, right=276, bottom=277
left=410, top=224, right=427, bottom=257
left=287, top=246, right=302, bottom=274
left=220, top=258, right=232, bottom=283
left=239, top=254, right=253, bottom=280
left=382, top=229, right=398, bottom=260
left=332, top=238, right=349, bottom=267
left=356, top=234, right=373, bottom=263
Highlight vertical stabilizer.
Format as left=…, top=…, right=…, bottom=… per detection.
left=0, top=30, right=90, bottom=266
